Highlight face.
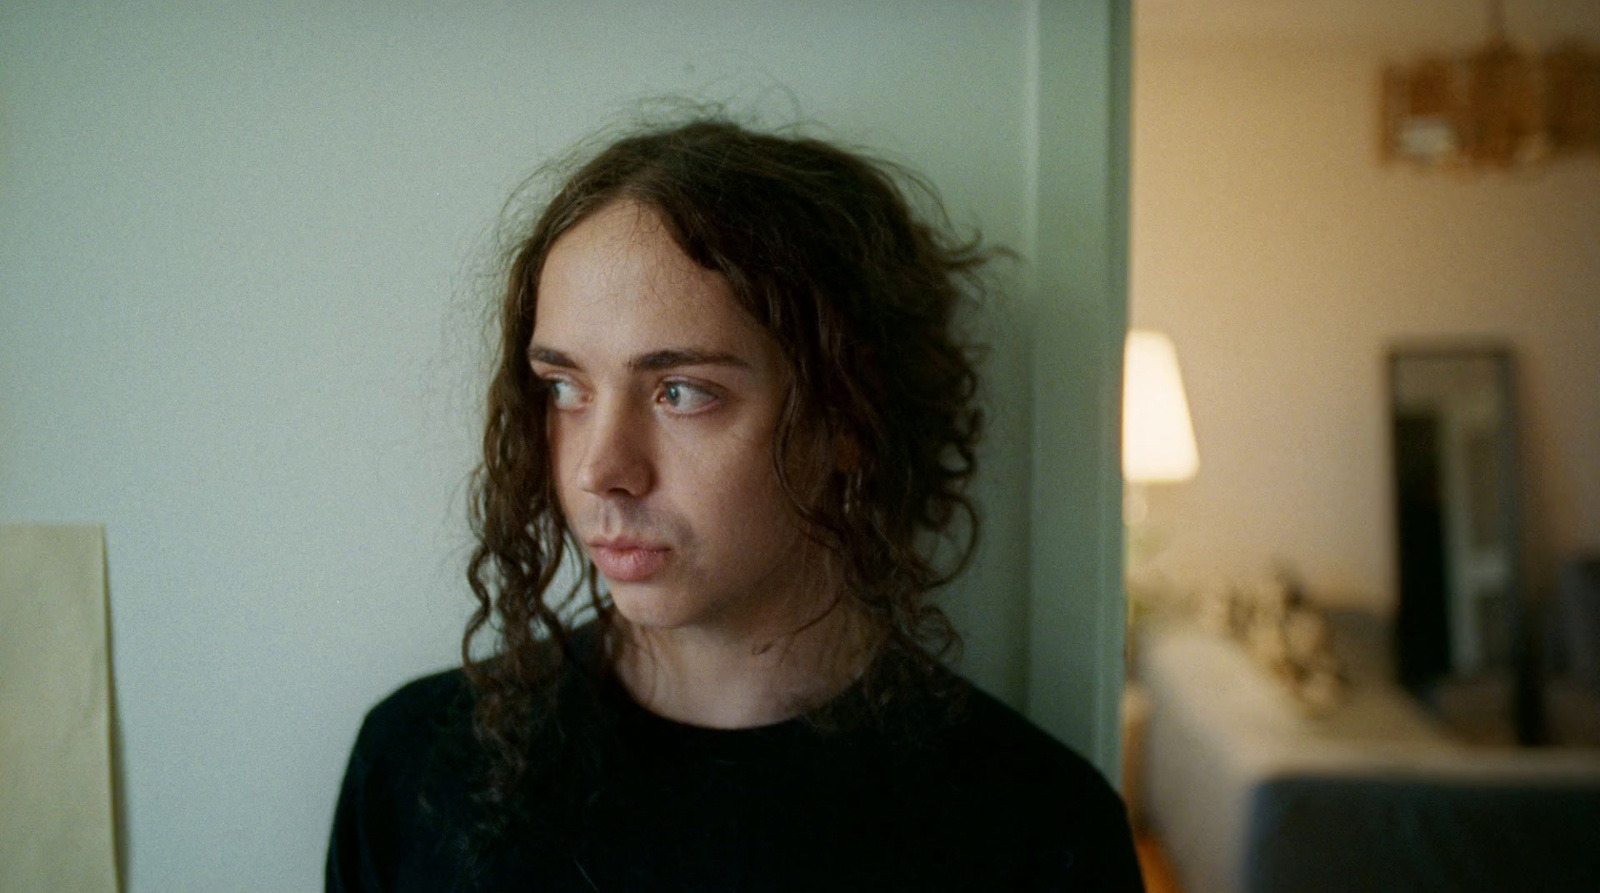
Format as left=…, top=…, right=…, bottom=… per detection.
left=531, top=200, right=828, bottom=640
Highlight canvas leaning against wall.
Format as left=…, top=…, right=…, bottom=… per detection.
left=1, top=524, right=120, bottom=893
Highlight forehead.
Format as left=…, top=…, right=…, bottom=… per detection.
left=533, top=200, right=776, bottom=367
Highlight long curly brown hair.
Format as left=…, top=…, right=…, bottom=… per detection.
left=462, top=116, right=994, bottom=827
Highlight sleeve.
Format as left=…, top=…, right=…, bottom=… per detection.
left=326, top=740, right=390, bottom=893
left=1024, top=743, right=1148, bottom=892
left=1029, top=779, right=1148, bottom=893
left=1080, top=787, right=1147, bottom=893
left=325, top=671, right=467, bottom=893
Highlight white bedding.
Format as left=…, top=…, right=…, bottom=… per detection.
left=1136, top=623, right=1600, bottom=893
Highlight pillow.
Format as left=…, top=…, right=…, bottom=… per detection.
left=1195, top=571, right=1347, bottom=714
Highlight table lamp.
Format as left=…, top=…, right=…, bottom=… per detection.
left=1123, top=329, right=1198, bottom=574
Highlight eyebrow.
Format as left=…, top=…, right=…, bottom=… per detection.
left=527, top=345, right=750, bottom=373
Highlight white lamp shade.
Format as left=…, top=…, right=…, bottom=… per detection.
left=1123, top=330, right=1199, bottom=483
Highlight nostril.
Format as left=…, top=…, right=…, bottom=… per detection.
left=574, top=421, right=652, bottom=498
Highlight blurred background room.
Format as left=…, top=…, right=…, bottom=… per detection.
left=1123, top=1, right=1600, bottom=891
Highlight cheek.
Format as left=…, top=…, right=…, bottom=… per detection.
left=678, top=443, right=777, bottom=520
left=544, top=416, right=579, bottom=500
left=728, top=454, right=806, bottom=539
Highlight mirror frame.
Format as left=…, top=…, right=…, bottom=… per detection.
left=1387, top=343, right=1539, bottom=742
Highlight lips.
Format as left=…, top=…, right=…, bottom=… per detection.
left=587, top=539, right=670, bottom=582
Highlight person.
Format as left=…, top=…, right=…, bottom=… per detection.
left=326, top=116, right=1144, bottom=892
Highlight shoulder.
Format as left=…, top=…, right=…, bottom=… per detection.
left=342, top=666, right=485, bottom=821
left=329, top=669, right=483, bottom=891
left=353, top=668, right=474, bottom=762
left=369, top=667, right=472, bottom=722
left=859, top=651, right=1122, bottom=814
left=350, top=625, right=612, bottom=777
left=938, top=680, right=1124, bottom=814
left=897, top=675, right=1145, bottom=890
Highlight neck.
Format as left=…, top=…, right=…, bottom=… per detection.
left=611, top=599, right=874, bottom=729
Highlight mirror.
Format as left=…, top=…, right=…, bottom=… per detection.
left=1389, top=346, right=1532, bottom=737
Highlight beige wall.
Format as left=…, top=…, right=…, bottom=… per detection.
left=1131, top=30, right=1600, bottom=612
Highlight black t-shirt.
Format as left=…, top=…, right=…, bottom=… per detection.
left=327, top=644, right=1144, bottom=892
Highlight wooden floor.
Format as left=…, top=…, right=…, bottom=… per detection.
left=1135, top=832, right=1182, bottom=893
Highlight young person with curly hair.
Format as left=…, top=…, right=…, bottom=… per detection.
left=327, top=118, right=1143, bottom=892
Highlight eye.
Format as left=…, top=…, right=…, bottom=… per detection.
left=659, top=380, right=718, bottom=413
left=542, top=378, right=584, bottom=410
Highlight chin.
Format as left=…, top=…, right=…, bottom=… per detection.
left=607, top=584, right=704, bottom=632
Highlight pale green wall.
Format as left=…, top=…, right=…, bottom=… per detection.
left=0, top=2, right=1125, bottom=889
left=1026, top=0, right=1132, bottom=772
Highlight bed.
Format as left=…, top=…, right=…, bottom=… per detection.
left=1134, top=617, right=1600, bottom=893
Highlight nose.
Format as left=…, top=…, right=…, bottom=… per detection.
left=572, top=396, right=654, bottom=498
